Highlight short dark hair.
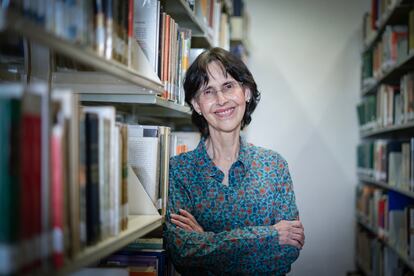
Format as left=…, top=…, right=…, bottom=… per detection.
left=184, top=47, right=261, bottom=137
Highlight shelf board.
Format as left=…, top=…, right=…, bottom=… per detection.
left=163, top=0, right=213, bottom=48
left=361, top=82, right=377, bottom=96
left=362, top=0, right=413, bottom=53
left=52, top=71, right=162, bottom=96
left=356, top=215, right=414, bottom=272
left=358, top=175, right=414, bottom=199
left=361, top=51, right=414, bottom=96
left=360, top=121, right=414, bottom=138
left=0, top=9, right=164, bottom=94
left=59, top=215, right=162, bottom=275
left=80, top=93, right=191, bottom=119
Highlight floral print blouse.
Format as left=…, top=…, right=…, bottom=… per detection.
left=163, top=137, right=301, bottom=275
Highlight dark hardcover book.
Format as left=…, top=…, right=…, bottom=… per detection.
left=79, top=113, right=87, bottom=248
left=0, top=97, right=21, bottom=275
left=85, top=112, right=101, bottom=245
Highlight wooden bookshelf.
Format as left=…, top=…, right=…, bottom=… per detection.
left=362, top=0, right=413, bottom=53
left=0, top=8, right=164, bottom=94
left=58, top=215, right=162, bottom=275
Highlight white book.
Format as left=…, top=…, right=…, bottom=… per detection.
left=388, top=152, right=402, bottom=187
left=134, top=0, right=160, bottom=73
left=128, top=125, right=160, bottom=207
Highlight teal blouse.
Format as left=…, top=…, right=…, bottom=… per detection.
left=163, top=137, right=301, bottom=275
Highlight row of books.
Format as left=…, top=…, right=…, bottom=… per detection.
left=6, top=0, right=136, bottom=66
left=0, top=82, right=201, bottom=275
left=357, top=139, right=414, bottom=191
left=0, top=83, right=131, bottom=274
left=73, top=238, right=176, bottom=276
left=2, top=1, right=235, bottom=105
left=357, top=72, right=414, bottom=131
left=362, top=0, right=414, bottom=46
left=356, top=184, right=414, bottom=261
left=356, top=225, right=413, bottom=276
left=362, top=20, right=413, bottom=88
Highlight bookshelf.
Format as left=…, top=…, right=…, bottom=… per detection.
left=356, top=213, right=414, bottom=272
left=0, top=9, right=164, bottom=93
left=0, top=0, right=248, bottom=274
left=362, top=0, right=413, bottom=53
left=58, top=215, right=162, bottom=275
left=162, top=0, right=214, bottom=48
left=356, top=0, right=414, bottom=274
left=361, top=51, right=414, bottom=96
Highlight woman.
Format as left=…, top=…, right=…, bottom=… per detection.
left=164, top=47, right=304, bottom=275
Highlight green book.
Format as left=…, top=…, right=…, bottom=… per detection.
left=0, top=96, right=21, bottom=275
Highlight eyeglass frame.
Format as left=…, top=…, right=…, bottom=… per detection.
left=195, top=81, right=244, bottom=102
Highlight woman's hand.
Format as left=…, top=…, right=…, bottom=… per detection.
left=171, top=209, right=204, bottom=233
left=273, top=220, right=305, bottom=249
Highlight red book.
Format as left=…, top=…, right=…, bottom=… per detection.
left=371, top=0, right=378, bottom=30
left=20, top=113, right=41, bottom=272
left=51, top=126, right=64, bottom=268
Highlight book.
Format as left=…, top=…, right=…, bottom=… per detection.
left=83, top=106, right=116, bottom=240
left=127, top=124, right=161, bottom=207
left=133, top=0, right=160, bottom=73
left=0, top=84, right=23, bottom=275
left=51, top=89, right=81, bottom=257
left=84, top=112, right=101, bottom=245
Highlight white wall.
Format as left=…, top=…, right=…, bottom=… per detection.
left=243, top=0, right=369, bottom=275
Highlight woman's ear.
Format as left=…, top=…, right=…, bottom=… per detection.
left=244, top=87, right=252, bottom=102
left=191, top=98, right=202, bottom=115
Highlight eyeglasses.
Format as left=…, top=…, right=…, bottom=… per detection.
left=197, top=81, right=243, bottom=102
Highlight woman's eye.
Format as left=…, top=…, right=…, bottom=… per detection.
left=224, top=83, right=233, bottom=89
left=203, top=89, right=213, bottom=95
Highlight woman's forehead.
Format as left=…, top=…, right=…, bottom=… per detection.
left=205, top=61, right=234, bottom=83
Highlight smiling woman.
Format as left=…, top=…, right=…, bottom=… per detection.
left=163, top=47, right=304, bottom=275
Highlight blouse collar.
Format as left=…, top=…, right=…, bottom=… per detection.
left=194, top=136, right=251, bottom=177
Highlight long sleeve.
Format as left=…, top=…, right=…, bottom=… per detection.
left=275, top=158, right=301, bottom=268
left=164, top=167, right=295, bottom=274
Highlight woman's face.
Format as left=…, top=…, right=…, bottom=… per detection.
left=191, top=61, right=251, bottom=136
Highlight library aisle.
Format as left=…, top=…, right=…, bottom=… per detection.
left=2, top=0, right=414, bottom=275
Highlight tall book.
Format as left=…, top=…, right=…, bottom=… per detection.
left=128, top=125, right=161, bottom=208
left=51, top=89, right=80, bottom=257
left=120, top=124, right=129, bottom=230
left=0, top=84, right=23, bottom=275
left=134, top=0, right=160, bottom=73
left=158, top=126, right=171, bottom=216
left=83, top=106, right=116, bottom=240
left=84, top=112, right=101, bottom=245
left=409, top=10, right=414, bottom=54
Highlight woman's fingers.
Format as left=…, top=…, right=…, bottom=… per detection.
left=274, top=220, right=305, bottom=249
left=171, top=218, right=192, bottom=231
left=171, top=214, right=194, bottom=228
left=171, top=210, right=204, bottom=233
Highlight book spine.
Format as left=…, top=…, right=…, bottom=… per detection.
left=121, top=124, right=128, bottom=230
left=79, top=113, right=87, bottom=248
left=85, top=113, right=101, bottom=245
left=51, top=125, right=64, bottom=269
